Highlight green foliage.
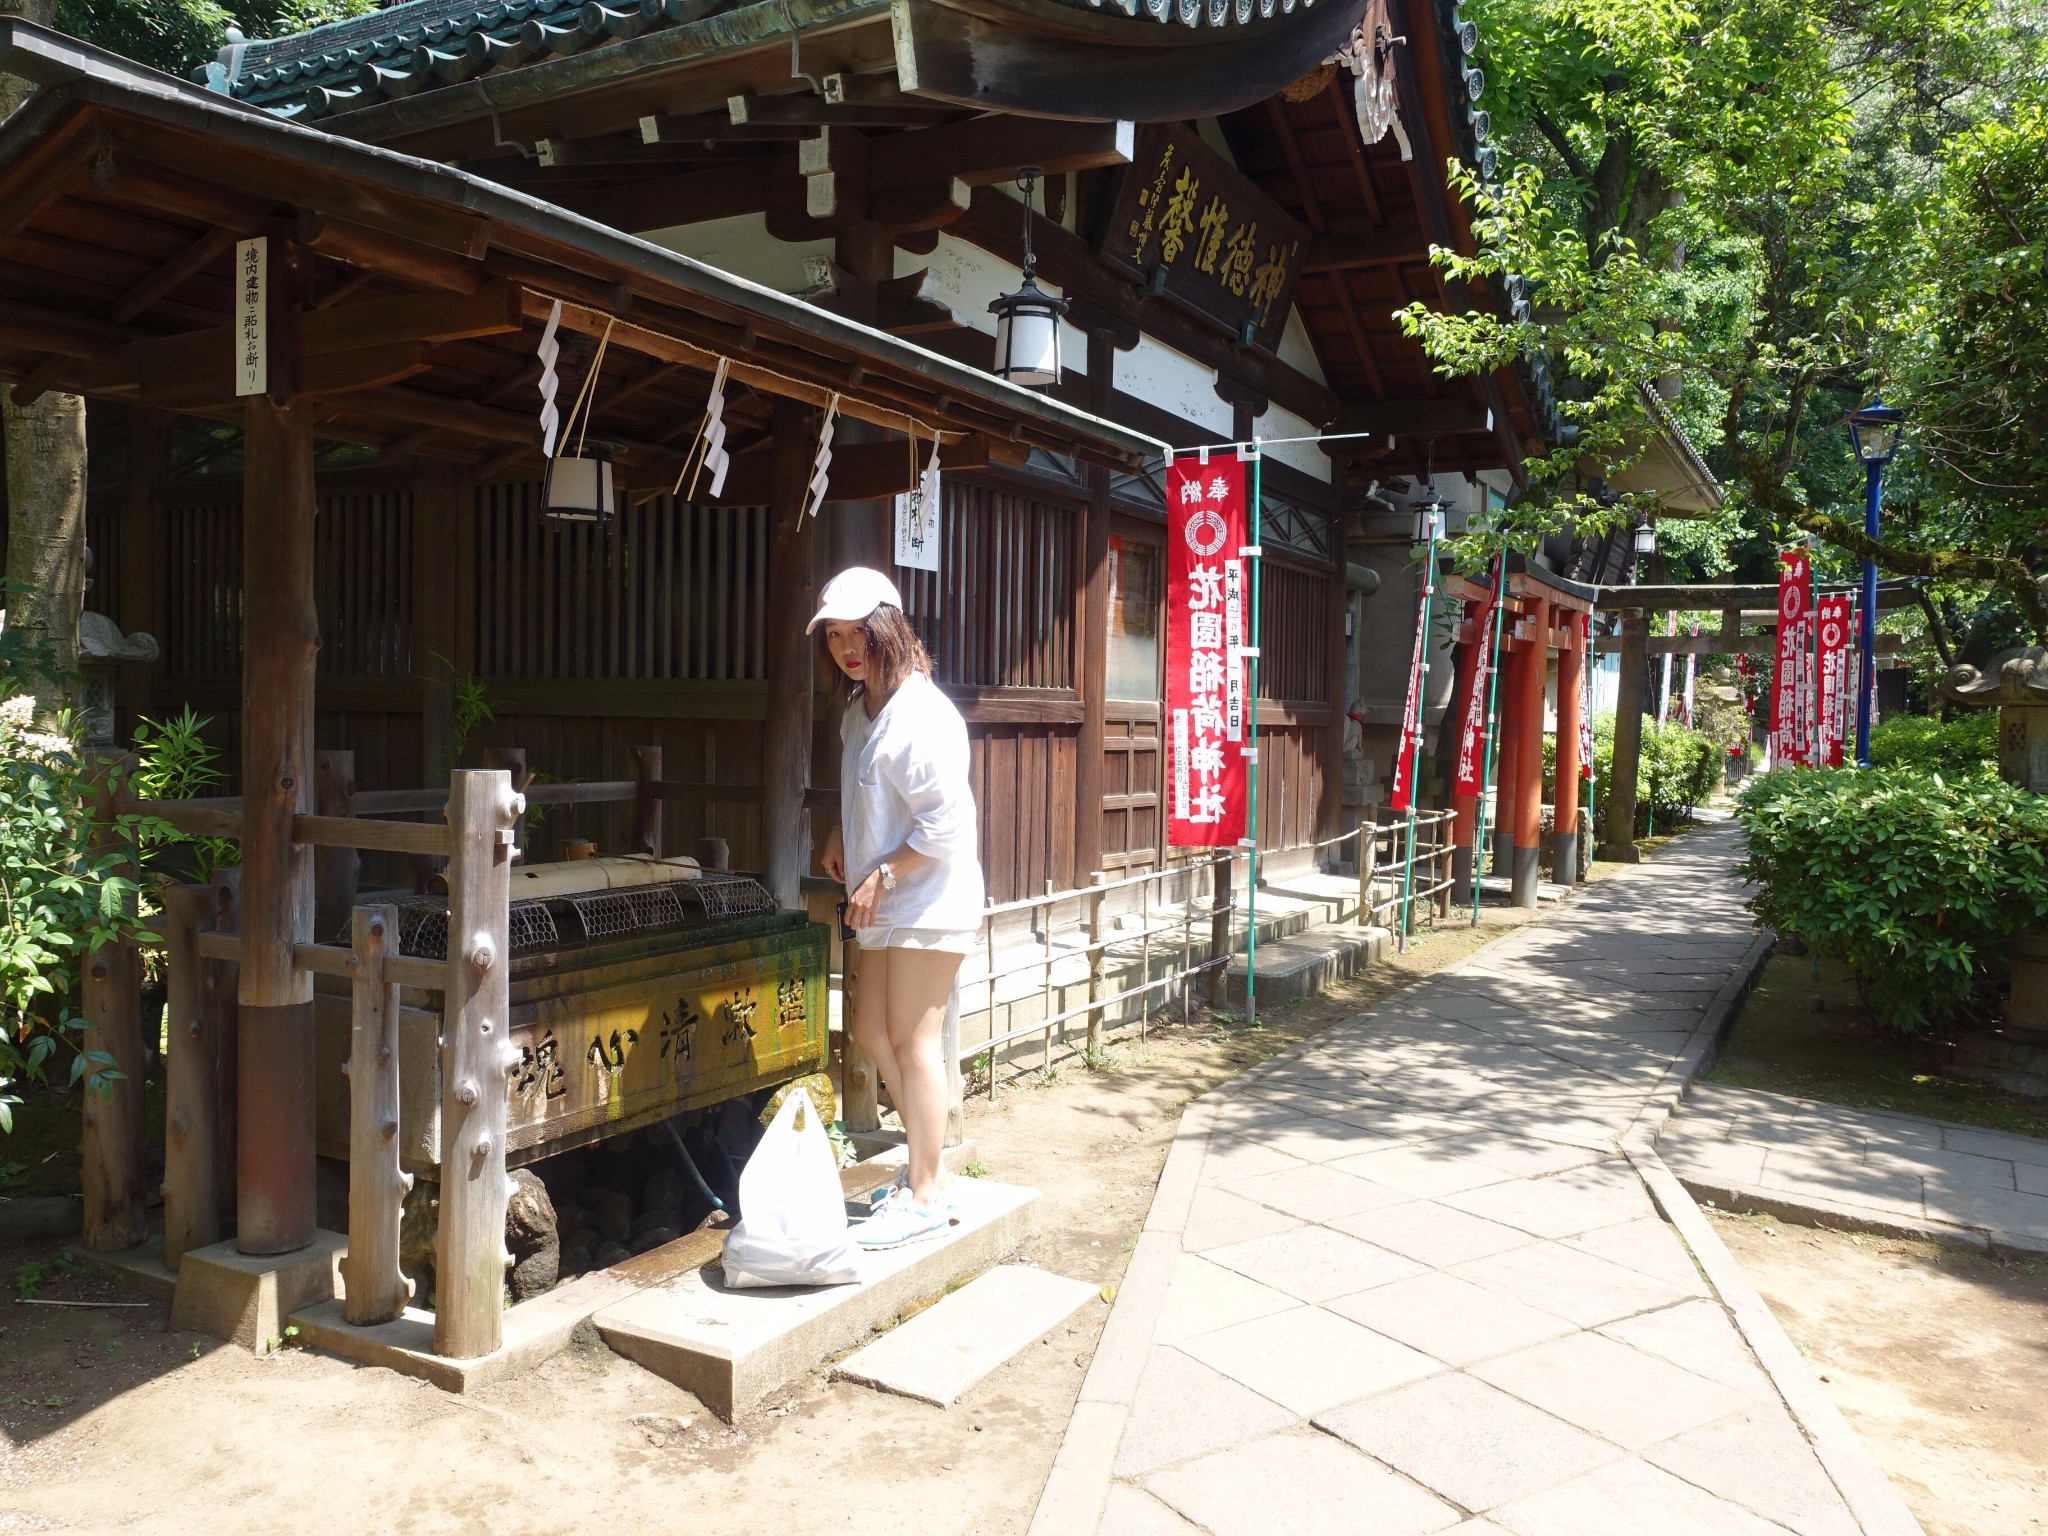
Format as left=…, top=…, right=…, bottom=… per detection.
left=51, top=0, right=377, bottom=79
left=0, top=698, right=157, bottom=1131
left=1574, top=711, right=1724, bottom=834
left=132, top=707, right=238, bottom=881
left=1735, top=769, right=2048, bottom=1031
left=1866, top=712, right=1999, bottom=780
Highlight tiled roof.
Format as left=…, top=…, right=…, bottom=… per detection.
left=206, top=0, right=1326, bottom=120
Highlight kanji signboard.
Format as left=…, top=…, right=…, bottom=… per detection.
left=1167, top=454, right=1250, bottom=848
left=1815, top=594, right=1854, bottom=768
left=1768, top=548, right=1814, bottom=767
left=1099, top=125, right=1310, bottom=352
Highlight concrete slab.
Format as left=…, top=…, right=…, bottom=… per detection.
left=80, top=1236, right=178, bottom=1303
left=593, top=1176, right=1037, bottom=1420
left=1220, top=926, right=1392, bottom=1006
left=833, top=1263, right=1096, bottom=1406
left=170, top=1230, right=347, bottom=1350
left=290, top=1269, right=640, bottom=1393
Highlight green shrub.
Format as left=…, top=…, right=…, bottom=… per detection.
left=1867, top=712, right=1999, bottom=779
left=1735, top=768, right=2048, bottom=1032
left=1565, top=712, right=1725, bottom=835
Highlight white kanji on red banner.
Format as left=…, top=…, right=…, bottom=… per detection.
left=1167, top=455, right=1249, bottom=847
left=1768, top=548, right=1814, bottom=767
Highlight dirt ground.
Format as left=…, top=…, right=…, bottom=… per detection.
left=1710, top=1209, right=2048, bottom=1536
left=0, top=901, right=1542, bottom=1536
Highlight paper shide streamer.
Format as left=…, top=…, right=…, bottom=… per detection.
left=537, top=298, right=564, bottom=456
left=805, top=394, right=840, bottom=519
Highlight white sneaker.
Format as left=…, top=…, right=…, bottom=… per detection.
left=853, top=1186, right=952, bottom=1250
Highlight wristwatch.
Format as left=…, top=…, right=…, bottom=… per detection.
left=878, top=862, right=897, bottom=891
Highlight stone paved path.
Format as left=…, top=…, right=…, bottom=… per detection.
left=1034, top=823, right=1921, bottom=1536
left=1665, top=1083, right=2048, bottom=1257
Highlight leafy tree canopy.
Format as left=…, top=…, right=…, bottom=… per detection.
left=50, top=0, right=376, bottom=80
left=1404, top=0, right=2048, bottom=649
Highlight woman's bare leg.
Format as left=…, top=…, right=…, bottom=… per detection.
left=851, top=945, right=904, bottom=1132
left=882, top=948, right=962, bottom=1207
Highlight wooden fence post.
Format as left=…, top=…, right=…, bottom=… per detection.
left=1085, top=872, right=1107, bottom=1053
left=80, top=754, right=147, bottom=1253
left=481, top=746, right=527, bottom=862
left=161, top=885, right=220, bottom=1269
left=1208, top=857, right=1234, bottom=1008
left=1357, top=817, right=1376, bottom=928
left=343, top=903, right=412, bottom=1326
left=629, top=745, right=662, bottom=857
left=313, top=750, right=358, bottom=944
left=434, top=770, right=519, bottom=1359
left=841, top=939, right=881, bottom=1133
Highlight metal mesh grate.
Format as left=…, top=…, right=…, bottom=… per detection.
left=347, top=893, right=561, bottom=962
left=567, top=884, right=688, bottom=943
left=682, top=872, right=778, bottom=922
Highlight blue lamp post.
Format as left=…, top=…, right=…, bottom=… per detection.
left=1845, top=399, right=1905, bottom=767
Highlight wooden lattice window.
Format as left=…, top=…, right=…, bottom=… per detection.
left=315, top=487, right=412, bottom=678
left=470, top=483, right=769, bottom=682
left=163, top=496, right=244, bottom=680
left=895, top=480, right=1075, bottom=691
left=1256, top=561, right=1329, bottom=704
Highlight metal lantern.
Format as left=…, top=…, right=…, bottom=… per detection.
left=989, top=167, right=1069, bottom=389
left=1631, top=519, right=1657, bottom=559
left=544, top=442, right=615, bottom=525
left=1415, top=489, right=1451, bottom=544
left=1846, top=398, right=1906, bottom=466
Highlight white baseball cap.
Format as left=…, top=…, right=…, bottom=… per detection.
left=806, top=566, right=904, bottom=633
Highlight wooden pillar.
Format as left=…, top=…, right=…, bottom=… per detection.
left=238, top=395, right=320, bottom=1255
left=161, top=885, right=220, bottom=1270
left=1319, top=546, right=1347, bottom=855
left=207, top=869, right=241, bottom=1217
left=313, top=750, right=358, bottom=943
left=115, top=409, right=167, bottom=740
left=1491, top=647, right=1519, bottom=879
left=1511, top=598, right=1548, bottom=907
left=343, top=903, right=412, bottom=1326
left=762, top=396, right=817, bottom=910
left=434, top=769, right=520, bottom=1359
left=840, top=939, right=880, bottom=1132
left=629, top=744, right=662, bottom=857
left=1553, top=626, right=1585, bottom=888
left=1074, top=329, right=1114, bottom=883
left=1598, top=611, right=1648, bottom=863
left=80, top=755, right=147, bottom=1252
left=481, top=746, right=528, bottom=860
left=413, top=469, right=467, bottom=783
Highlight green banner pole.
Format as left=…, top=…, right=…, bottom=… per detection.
left=1470, top=555, right=1507, bottom=925
left=1243, top=446, right=1263, bottom=1028
left=1398, top=508, right=1440, bottom=945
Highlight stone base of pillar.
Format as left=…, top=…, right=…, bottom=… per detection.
left=1551, top=833, right=1578, bottom=888
left=1511, top=845, right=1541, bottom=908
left=1451, top=844, right=1474, bottom=905
left=1492, top=830, right=1515, bottom=878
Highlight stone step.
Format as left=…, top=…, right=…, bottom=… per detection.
left=1220, top=926, right=1393, bottom=1007
left=592, top=1175, right=1038, bottom=1420
left=833, top=1263, right=1097, bottom=1407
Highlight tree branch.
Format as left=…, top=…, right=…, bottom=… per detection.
left=1913, top=586, right=1956, bottom=669
left=1529, top=109, right=1595, bottom=194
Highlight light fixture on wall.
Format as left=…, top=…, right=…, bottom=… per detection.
left=989, top=167, right=1068, bottom=389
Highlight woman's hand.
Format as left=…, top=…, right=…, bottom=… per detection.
left=845, top=867, right=884, bottom=929
left=821, top=825, right=845, bottom=883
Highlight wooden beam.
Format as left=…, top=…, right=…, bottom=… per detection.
left=728, top=92, right=958, bottom=128
left=1595, top=581, right=1917, bottom=612
left=704, top=433, right=989, bottom=504
left=297, top=212, right=485, bottom=296
left=0, top=123, right=105, bottom=247
left=1337, top=397, right=1492, bottom=437
left=1303, top=226, right=1434, bottom=272
left=866, top=117, right=1134, bottom=191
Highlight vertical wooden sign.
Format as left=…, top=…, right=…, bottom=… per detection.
left=234, top=236, right=267, bottom=399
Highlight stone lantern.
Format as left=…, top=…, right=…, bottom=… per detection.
left=1940, top=646, right=2048, bottom=1092
left=77, top=610, right=158, bottom=751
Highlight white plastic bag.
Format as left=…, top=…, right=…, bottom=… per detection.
left=721, top=1088, right=862, bottom=1289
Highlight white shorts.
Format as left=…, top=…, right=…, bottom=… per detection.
left=855, top=926, right=980, bottom=955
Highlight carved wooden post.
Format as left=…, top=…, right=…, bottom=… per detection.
left=206, top=869, right=241, bottom=1217
left=1357, top=817, right=1377, bottom=927
left=80, top=754, right=147, bottom=1252
left=238, top=394, right=319, bottom=1256
left=1208, top=858, right=1234, bottom=1007
left=1085, top=872, right=1107, bottom=1053
left=629, top=744, right=662, bottom=856
left=313, top=749, right=358, bottom=943
left=434, top=769, right=519, bottom=1358
left=343, top=903, right=413, bottom=1326
left=841, top=939, right=881, bottom=1133
left=161, top=885, right=220, bottom=1269
left=481, top=746, right=528, bottom=861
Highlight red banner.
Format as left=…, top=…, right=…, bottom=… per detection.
left=1451, top=562, right=1502, bottom=798
left=1580, top=612, right=1596, bottom=780
left=1389, top=552, right=1437, bottom=813
left=1815, top=594, right=1854, bottom=768
left=1166, top=454, right=1250, bottom=847
left=1768, top=549, right=1813, bottom=767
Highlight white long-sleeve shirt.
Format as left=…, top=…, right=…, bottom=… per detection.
left=839, top=672, right=986, bottom=937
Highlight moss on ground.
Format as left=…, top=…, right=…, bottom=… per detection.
left=1708, top=950, right=2048, bottom=1138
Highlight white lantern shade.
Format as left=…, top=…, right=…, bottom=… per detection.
left=545, top=453, right=614, bottom=524
left=989, top=273, right=1067, bottom=389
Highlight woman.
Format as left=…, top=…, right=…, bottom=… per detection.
left=810, top=567, right=984, bottom=1249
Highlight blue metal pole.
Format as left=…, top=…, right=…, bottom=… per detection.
left=1856, top=461, right=1881, bottom=767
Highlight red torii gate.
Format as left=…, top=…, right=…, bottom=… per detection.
left=1442, top=568, right=1594, bottom=908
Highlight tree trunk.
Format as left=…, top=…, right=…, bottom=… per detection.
left=0, top=0, right=83, bottom=724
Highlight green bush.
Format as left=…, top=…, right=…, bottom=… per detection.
left=1565, top=712, right=1725, bottom=835
left=1867, top=712, right=1999, bottom=779
left=1735, top=768, right=2048, bottom=1032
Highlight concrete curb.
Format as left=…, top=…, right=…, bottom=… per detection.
left=1667, top=1173, right=2048, bottom=1262
left=1614, top=844, right=1926, bottom=1536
